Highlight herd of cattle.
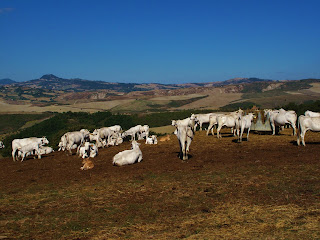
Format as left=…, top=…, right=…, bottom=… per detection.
left=1, top=108, right=320, bottom=168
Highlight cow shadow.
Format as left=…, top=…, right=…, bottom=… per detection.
left=291, top=140, right=320, bottom=146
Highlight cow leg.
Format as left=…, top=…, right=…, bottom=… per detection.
left=217, top=125, right=222, bottom=138
left=207, top=123, right=214, bottom=136
left=200, top=123, right=202, bottom=131
left=12, top=149, right=16, bottom=162
left=271, top=122, right=276, bottom=135
left=301, top=128, right=307, bottom=146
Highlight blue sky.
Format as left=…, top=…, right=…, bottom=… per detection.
left=1, top=0, right=320, bottom=83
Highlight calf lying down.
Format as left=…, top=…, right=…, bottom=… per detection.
left=112, top=141, right=142, bottom=166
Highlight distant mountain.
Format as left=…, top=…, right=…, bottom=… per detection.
left=12, top=74, right=293, bottom=93
left=0, top=78, right=16, bottom=85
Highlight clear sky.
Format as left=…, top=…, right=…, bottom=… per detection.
left=1, top=0, right=320, bottom=83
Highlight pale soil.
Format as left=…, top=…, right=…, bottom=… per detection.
left=150, top=93, right=206, bottom=101
left=150, top=125, right=176, bottom=134
left=0, top=99, right=134, bottom=114
left=177, top=89, right=242, bottom=110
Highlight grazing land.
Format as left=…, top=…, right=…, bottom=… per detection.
left=0, top=129, right=319, bottom=239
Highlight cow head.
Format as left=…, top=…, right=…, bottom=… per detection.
left=41, top=137, right=49, bottom=145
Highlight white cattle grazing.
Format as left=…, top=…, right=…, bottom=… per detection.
left=64, top=129, right=90, bottom=154
left=122, top=125, right=142, bottom=141
left=93, top=127, right=114, bottom=145
left=174, top=124, right=194, bottom=161
left=206, top=113, right=223, bottom=136
left=38, top=146, right=54, bottom=155
left=112, top=141, right=143, bottom=166
left=237, top=113, right=255, bottom=142
left=297, top=115, right=320, bottom=146
left=108, top=125, right=122, bottom=133
left=192, top=113, right=213, bottom=131
left=0, top=141, right=4, bottom=149
left=145, top=135, right=157, bottom=144
left=172, top=115, right=197, bottom=129
left=265, top=109, right=297, bottom=135
left=216, top=110, right=243, bottom=138
left=139, top=125, right=150, bottom=140
left=305, top=110, right=320, bottom=117
left=12, top=137, right=49, bottom=161
left=17, top=142, right=42, bottom=162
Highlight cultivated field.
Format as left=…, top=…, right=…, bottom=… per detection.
left=0, top=129, right=319, bottom=239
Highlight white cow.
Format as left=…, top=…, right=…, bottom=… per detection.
left=237, top=113, right=255, bottom=142
left=107, top=132, right=123, bottom=146
left=12, top=137, right=49, bottom=161
left=216, top=110, right=243, bottom=138
left=108, top=125, right=122, bottom=133
left=16, top=142, right=42, bottom=162
left=0, top=141, right=4, bottom=149
left=38, top=146, right=54, bottom=155
left=206, top=113, right=224, bottom=136
left=64, top=129, right=90, bottom=154
left=139, top=125, right=150, bottom=140
left=122, top=125, right=142, bottom=141
left=172, top=115, right=197, bottom=130
left=265, top=109, right=297, bottom=135
left=89, top=143, right=98, bottom=158
left=145, top=135, right=157, bottom=144
left=192, top=113, right=213, bottom=131
left=305, top=110, right=320, bottom=117
left=93, top=127, right=114, bottom=145
left=174, top=123, right=194, bottom=161
left=297, top=115, right=320, bottom=146
left=78, top=142, right=90, bottom=159
left=112, top=141, right=143, bottom=166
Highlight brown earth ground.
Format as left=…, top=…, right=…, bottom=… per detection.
left=0, top=129, right=319, bottom=239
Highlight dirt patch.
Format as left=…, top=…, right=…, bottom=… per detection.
left=0, top=129, right=319, bottom=239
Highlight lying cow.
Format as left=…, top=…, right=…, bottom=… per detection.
left=112, top=141, right=142, bottom=166
left=0, top=141, right=4, bottom=149
left=159, top=135, right=171, bottom=142
left=38, top=146, right=54, bottom=155
left=80, top=159, right=94, bottom=170
left=145, top=135, right=157, bottom=144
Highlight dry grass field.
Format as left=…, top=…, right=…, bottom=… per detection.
left=0, top=129, right=319, bottom=239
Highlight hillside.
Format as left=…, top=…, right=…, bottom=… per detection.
left=0, top=75, right=319, bottom=113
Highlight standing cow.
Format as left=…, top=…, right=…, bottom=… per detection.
left=174, top=123, right=194, bottom=161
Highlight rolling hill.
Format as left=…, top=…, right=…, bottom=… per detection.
left=0, top=74, right=319, bottom=113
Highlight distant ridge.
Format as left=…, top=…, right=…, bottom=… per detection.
left=12, top=74, right=279, bottom=92
left=0, top=78, right=16, bottom=85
